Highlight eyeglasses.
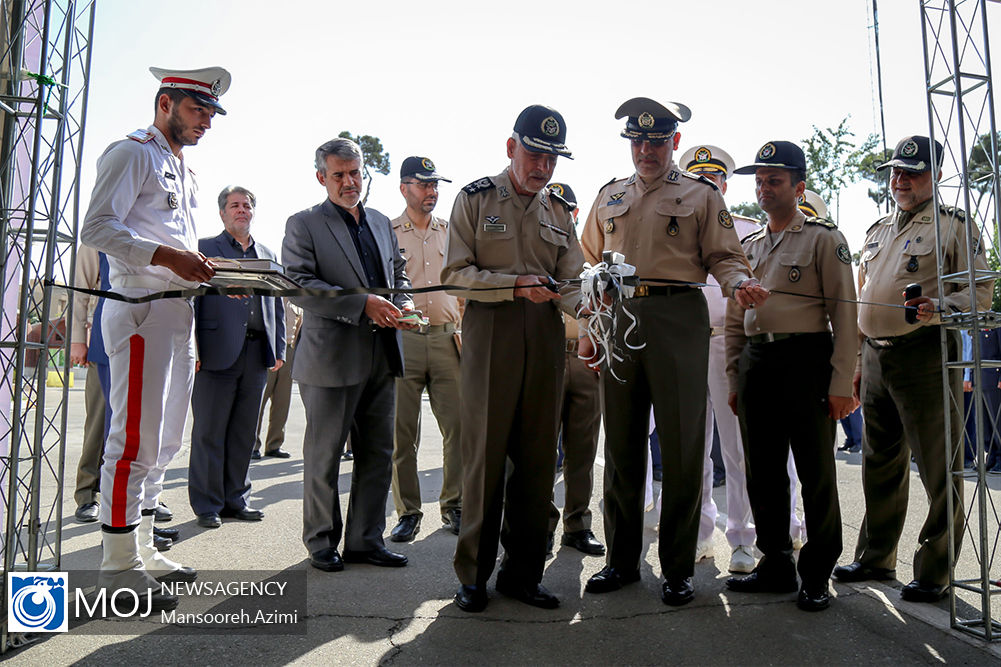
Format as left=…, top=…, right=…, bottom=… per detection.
left=629, top=136, right=674, bottom=147
left=402, top=180, right=439, bottom=190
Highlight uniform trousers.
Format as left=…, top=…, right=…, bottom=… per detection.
left=737, top=332, right=842, bottom=589
left=549, top=350, right=600, bottom=534
left=100, top=290, right=194, bottom=527
left=188, top=337, right=268, bottom=515
left=255, top=341, right=295, bottom=455
left=857, top=326, right=963, bottom=587
left=75, top=362, right=111, bottom=506
left=602, top=289, right=708, bottom=580
left=392, top=326, right=462, bottom=519
left=453, top=299, right=563, bottom=587
left=299, top=343, right=395, bottom=554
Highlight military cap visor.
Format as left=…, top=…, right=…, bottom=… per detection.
left=400, top=156, right=452, bottom=182
left=876, top=136, right=943, bottom=173
left=734, top=140, right=807, bottom=174
left=615, top=97, right=691, bottom=140
left=150, top=66, right=231, bottom=115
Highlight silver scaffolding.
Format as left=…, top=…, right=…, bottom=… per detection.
left=0, top=0, right=94, bottom=653
left=920, top=0, right=1001, bottom=643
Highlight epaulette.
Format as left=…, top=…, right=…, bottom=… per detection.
left=681, top=170, right=720, bottom=192
left=462, top=177, right=495, bottom=196
left=127, top=129, right=155, bottom=144
left=603, top=177, right=617, bottom=188
left=940, top=204, right=966, bottom=220
left=804, top=216, right=837, bottom=229
left=732, top=213, right=761, bottom=224
left=549, top=191, right=573, bottom=210
left=740, top=227, right=766, bottom=244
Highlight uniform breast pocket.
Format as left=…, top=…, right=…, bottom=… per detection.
left=899, top=239, right=935, bottom=274
left=538, top=221, right=570, bottom=248
left=653, top=201, right=695, bottom=237
left=597, top=203, right=630, bottom=238
left=153, top=174, right=182, bottom=211
left=779, top=250, right=814, bottom=285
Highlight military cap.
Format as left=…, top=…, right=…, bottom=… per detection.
left=877, top=135, right=943, bottom=173
left=513, top=104, right=572, bottom=158
left=547, top=182, right=577, bottom=210
left=734, top=140, right=806, bottom=174
left=149, top=66, right=231, bottom=115
left=678, top=144, right=735, bottom=178
left=798, top=189, right=829, bottom=219
left=400, top=156, right=451, bottom=182
left=615, top=97, right=692, bottom=141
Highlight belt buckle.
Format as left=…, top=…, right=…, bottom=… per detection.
left=634, top=285, right=649, bottom=297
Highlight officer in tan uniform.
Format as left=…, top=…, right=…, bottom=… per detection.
left=389, top=156, right=463, bottom=543
left=833, top=135, right=992, bottom=602
left=443, top=105, right=584, bottom=613
left=722, top=141, right=857, bottom=612
left=545, top=182, right=605, bottom=558
left=579, top=98, right=765, bottom=606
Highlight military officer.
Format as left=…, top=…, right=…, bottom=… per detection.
left=443, top=105, right=583, bottom=613
left=723, top=140, right=857, bottom=612
left=389, top=156, right=463, bottom=542
left=579, top=98, right=765, bottom=606
left=546, top=182, right=604, bottom=558
left=833, top=135, right=992, bottom=602
left=81, top=66, right=229, bottom=610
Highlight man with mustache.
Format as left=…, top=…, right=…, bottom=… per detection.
left=834, top=135, right=992, bottom=602
left=81, top=66, right=229, bottom=611
left=443, top=105, right=583, bottom=612
left=389, top=156, right=463, bottom=543
left=283, top=138, right=416, bottom=574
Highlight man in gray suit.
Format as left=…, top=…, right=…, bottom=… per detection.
left=189, top=185, right=285, bottom=529
left=283, top=138, right=416, bottom=572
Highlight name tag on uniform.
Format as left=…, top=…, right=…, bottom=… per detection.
left=866, top=242, right=879, bottom=249
left=163, top=171, right=176, bottom=180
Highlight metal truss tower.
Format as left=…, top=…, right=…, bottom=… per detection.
left=920, top=0, right=1001, bottom=643
left=0, top=0, right=94, bottom=652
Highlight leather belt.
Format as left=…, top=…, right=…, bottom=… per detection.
left=565, top=338, right=579, bottom=354
left=245, top=329, right=266, bottom=341
left=747, top=332, right=809, bottom=345
left=631, top=285, right=697, bottom=298
left=866, top=326, right=936, bottom=349
left=414, top=322, right=456, bottom=335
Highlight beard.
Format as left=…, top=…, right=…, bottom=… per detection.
left=166, top=106, right=198, bottom=147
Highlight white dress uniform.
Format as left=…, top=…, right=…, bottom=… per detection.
left=81, top=125, right=201, bottom=528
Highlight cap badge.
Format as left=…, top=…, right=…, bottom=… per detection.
left=421, top=158, right=435, bottom=171
left=758, top=143, right=776, bottom=160
left=797, top=193, right=805, bottom=203
left=541, top=116, right=560, bottom=137
left=210, top=79, right=222, bottom=96
left=695, top=147, right=711, bottom=163
left=638, top=112, right=655, bottom=129
left=549, top=183, right=564, bottom=197
left=901, top=140, right=919, bottom=158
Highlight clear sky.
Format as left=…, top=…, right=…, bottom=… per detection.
left=78, top=0, right=1001, bottom=259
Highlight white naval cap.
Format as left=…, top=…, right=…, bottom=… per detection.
left=678, top=144, right=735, bottom=179
left=798, top=189, right=829, bottom=219
left=149, top=66, right=231, bottom=115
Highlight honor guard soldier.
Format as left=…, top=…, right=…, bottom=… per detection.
left=676, top=144, right=758, bottom=574
left=546, top=182, right=605, bottom=558
left=443, top=105, right=584, bottom=613
left=81, top=66, right=230, bottom=610
left=389, top=156, right=463, bottom=542
left=834, top=135, right=992, bottom=602
left=579, top=98, right=765, bottom=606
left=723, top=141, right=858, bottom=612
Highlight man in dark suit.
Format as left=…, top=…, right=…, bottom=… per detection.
left=189, top=185, right=285, bottom=528
left=282, top=137, right=416, bottom=573
left=964, top=328, right=1001, bottom=471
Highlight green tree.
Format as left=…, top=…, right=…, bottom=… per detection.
left=968, top=130, right=1000, bottom=206
left=338, top=131, right=391, bottom=205
left=731, top=201, right=766, bottom=223
left=802, top=117, right=880, bottom=219
left=857, top=146, right=894, bottom=210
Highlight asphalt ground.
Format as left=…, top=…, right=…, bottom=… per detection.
left=4, top=372, right=1001, bottom=665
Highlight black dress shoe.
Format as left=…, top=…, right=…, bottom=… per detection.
left=310, top=547, right=344, bottom=572
left=250, top=450, right=262, bottom=460
left=343, top=546, right=408, bottom=567
left=158, top=566, right=198, bottom=583
left=797, top=586, right=831, bottom=611
left=220, top=506, right=264, bottom=521
left=900, top=580, right=948, bottom=603
left=454, top=584, right=487, bottom=612
left=561, top=529, right=606, bottom=556
left=495, top=575, right=559, bottom=609
left=725, top=570, right=798, bottom=594
left=197, top=513, right=222, bottom=529
left=662, top=577, right=695, bottom=606
left=390, top=515, right=421, bottom=542
left=832, top=561, right=895, bottom=583
left=585, top=566, right=641, bottom=594
left=441, top=508, right=461, bottom=535
left=153, top=535, right=172, bottom=552
left=154, top=502, right=173, bottom=523
left=265, top=449, right=291, bottom=459
left=154, top=525, right=179, bottom=541
left=75, top=501, right=99, bottom=523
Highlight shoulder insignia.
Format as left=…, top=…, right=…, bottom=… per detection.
left=740, top=228, right=766, bottom=244
left=681, top=170, right=720, bottom=192
left=940, top=204, right=966, bottom=220
left=126, top=129, right=155, bottom=143
left=866, top=216, right=890, bottom=235
left=462, top=177, right=495, bottom=196
left=604, top=177, right=617, bottom=188
left=803, top=216, right=837, bottom=229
